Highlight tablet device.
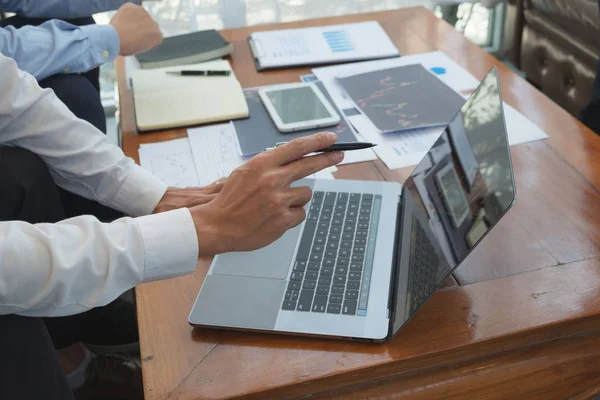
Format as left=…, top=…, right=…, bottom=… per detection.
left=258, top=83, right=340, bottom=132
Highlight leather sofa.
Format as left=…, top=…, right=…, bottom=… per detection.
left=511, top=0, right=600, bottom=118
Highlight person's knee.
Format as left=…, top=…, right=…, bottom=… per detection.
left=0, top=147, right=54, bottom=199
left=39, top=74, right=106, bottom=133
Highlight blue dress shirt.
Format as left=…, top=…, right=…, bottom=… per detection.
left=0, top=0, right=140, bottom=80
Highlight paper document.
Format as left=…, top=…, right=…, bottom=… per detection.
left=187, top=124, right=337, bottom=185
left=348, top=99, right=549, bottom=170
left=249, top=21, right=399, bottom=70
left=312, top=51, right=480, bottom=110
left=138, top=138, right=199, bottom=187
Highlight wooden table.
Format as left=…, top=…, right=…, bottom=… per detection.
left=117, top=7, right=600, bottom=399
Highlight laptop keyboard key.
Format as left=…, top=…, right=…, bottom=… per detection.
left=332, top=284, right=345, bottom=293
left=307, top=212, right=319, bottom=221
left=324, top=192, right=336, bottom=206
left=317, top=286, right=330, bottom=295
left=332, top=218, right=343, bottom=226
left=314, top=191, right=324, bottom=198
left=348, top=271, right=362, bottom=280
left=329, top=233, right=341, bottom=242
left=312, top=197, right=323, bottom=205
left=293, top=261, right=306, bottom=272
left=288, top=281, right=301, bottom=290
left=350, top=263, right=363, bottom=271
left=310, top=254, right=323, bottom=262
left=343, top=233, right=354, bottom=241
left=349, top=193, right=361, bottom=203
left=334, top=275, right=346, bottom=284
left=357, top=223, right=369, bottom=230
left=341, top=241, right=352, bottom=249
left=345, top=290, right=359, bottom=300
left=285, top=290, right=293, bottom=300
left=308, top=262, right=320, bottom=271
left=327, top=242, right=339, bottom=251
left=314, top=237, right=325, bottom=245
left=296, top=220, right=316, bottom=261
left=355, top=231, right=368, bottom=238
left=312, top=295, right=327, bottom=312
left=355, top=238, right=366, bottom=246
left=282, top=300, right=297, bottom=310
left=318, top=276, right=332, bottom=286
left=291, top=272, right=304, bottom=281
left=292, top=291, right=299, bottom=301
left=310, top=204, right=321, bottom=213
left=348, top=203, right=359, bottom=211
left=322, top=206, right=333, bottom=214
left=335, top=266, right=348, bottom=275
left=318, top=221, right=329, bottom=230
left=352, top=255, right=364, bottom=263
left=330, top=226, right=342, bottom=234
left=343, top=299, right=358, bottom=315
left=339, top=249, right=351, bottom=258
left=297, top=290, right=314, bottom=311
left=306, top=271, right=319, bottom=280
left=336, top=258, right=350, bottom=266
left=320, top=214, right=331, bottom=222
left=347, top=281, right=360, bottom=290
left=316, top=229, right=328, bottom=237
left=329, top=294, right=343, bottom=303
left=338, top=193, right=349, bottom=203
left=327, top=304, right=342, bottom=314
left=322, top=259, right=334, bottom=269
left=303, top=280, right=317, bottom=290
left=334, top=211, right=344, bottom=219
left=321, top=266, right=334, bottom=276
left=325, top=250, right=336, bottom=259
left=354, top=246, right=366, bottom=254
left=312, top=245, right=324, bottom=253
left=362, top=194, right=373, bottom=201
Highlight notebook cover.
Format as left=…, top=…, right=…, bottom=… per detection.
left=136, top=30, right=231, bottom=65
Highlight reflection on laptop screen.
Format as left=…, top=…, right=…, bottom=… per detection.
left=391, top=68, right=515, bottom=334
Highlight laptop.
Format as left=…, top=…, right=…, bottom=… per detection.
left=189, top=68, right=516, bottom=341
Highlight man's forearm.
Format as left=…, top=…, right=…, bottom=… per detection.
left=0, top=21, right=120, bottom=81
left=0, top=0, right=140, bottom=19
left=0, top=54, right=165, bottom=216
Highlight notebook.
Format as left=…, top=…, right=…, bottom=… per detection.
left=248, top=21, right=399, bottom=71
left=136, top=30, right=233, bottom=69
left=131, top=60, right=248, bottom=132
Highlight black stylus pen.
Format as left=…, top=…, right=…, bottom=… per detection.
left=268, top=142, right=376, bottom=152
left=166, top=70, right=231, bottom=76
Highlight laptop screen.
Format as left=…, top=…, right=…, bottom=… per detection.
left=390, top=68, right=515, bottom=336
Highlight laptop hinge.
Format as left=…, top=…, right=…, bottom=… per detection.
left=386, top=193, right=405, bottom=340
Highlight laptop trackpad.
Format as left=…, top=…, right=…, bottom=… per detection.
left=190, top=274, right=284, bottom=330
left=211, top=223, right=302, bottom=279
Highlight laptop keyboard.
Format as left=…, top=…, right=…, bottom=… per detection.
left=406, top=216, right=440, bottom=316
left=281, top=191, right=381, bottom=316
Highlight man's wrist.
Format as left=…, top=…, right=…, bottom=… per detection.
left=80, top=24, right=121, bottom=64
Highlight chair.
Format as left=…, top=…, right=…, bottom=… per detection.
left=510, top=0, right=600, bottom=117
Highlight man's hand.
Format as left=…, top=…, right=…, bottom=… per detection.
left=110, top=3, right=163, bottom=56
left=190, top=132, right=344, bottom=257
left=153, top=180, right=226, bottom=214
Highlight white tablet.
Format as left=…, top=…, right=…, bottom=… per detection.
left=258, top=83, right=340, bottom=132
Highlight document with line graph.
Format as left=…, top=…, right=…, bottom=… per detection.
left=337, top=64, right=465, bottom=133
left=248, top=21, right=399, bottom=71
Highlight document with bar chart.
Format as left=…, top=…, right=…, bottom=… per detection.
left=248, top=21, right=399, bottom=71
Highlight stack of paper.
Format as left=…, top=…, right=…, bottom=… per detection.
left=138, top=124, right=337, bottom=188
left=312, top=51, right=549, bottom=170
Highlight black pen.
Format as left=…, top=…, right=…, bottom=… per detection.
left=166, top=70, right=231, bottom=76
left=267, top=142, right=376, bottom=152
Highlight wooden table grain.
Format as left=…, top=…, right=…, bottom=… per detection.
left=116, top=7, right=600, bottom=399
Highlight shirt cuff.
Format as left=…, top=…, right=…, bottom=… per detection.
left=135, top=208, right=199, bottom=282
left=80, top=24, right=120, bottom=65
left=111, top=165, right=168, bottom=217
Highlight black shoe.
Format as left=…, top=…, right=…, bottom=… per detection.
left=73, top=353, right=143, bottom=400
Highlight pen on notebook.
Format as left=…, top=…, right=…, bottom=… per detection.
left=166, top=70, right=231, bottom=76
left=266, top=142, right=377, bottom=152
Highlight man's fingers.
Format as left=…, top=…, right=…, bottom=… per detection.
left=281, top=151, right=344, bottom=183
left=286, top=207, right=308, bottom=229
left=283, top=186, right=313, bottom=208
left=268, top=132, right=338, bottom=166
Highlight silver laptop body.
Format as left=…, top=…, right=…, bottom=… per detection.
left=189, top=68, right=515, bottom=341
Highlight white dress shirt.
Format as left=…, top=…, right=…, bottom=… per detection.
left=0, top=54, right=199, bottom=317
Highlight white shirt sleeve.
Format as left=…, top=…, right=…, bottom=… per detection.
left=0, top=54, right=199, bottom=317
